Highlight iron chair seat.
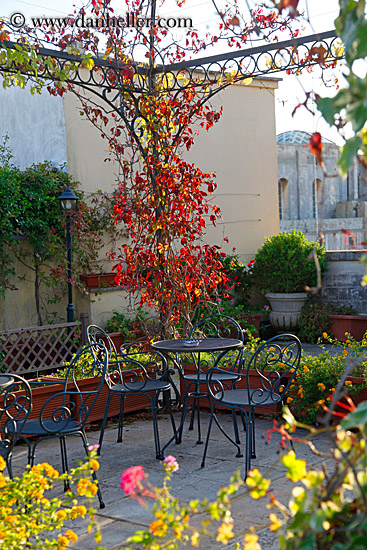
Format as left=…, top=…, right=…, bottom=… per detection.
left=212, top=388, right=283, bottom=408
left=109, top=378, right=172, bottom=394
left=179, top=314, right=245, bottom=444
left=17, top=343, right=108, bottom=509
left=202, top=334, right=302, bottom=477
left=86, top=325, right=177, bottom=460
left=0, top=374, right=32, bottom=478
left=20, top=417, right=84, bottom=436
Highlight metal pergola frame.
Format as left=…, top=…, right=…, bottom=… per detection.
left=0, top=29, right=340, bottom=94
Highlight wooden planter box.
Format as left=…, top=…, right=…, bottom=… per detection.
left=80, top=273, right=118, bottom=289
left=180, top=364, right=287, bottom=416
left=329, top=314, right=367, bottom=342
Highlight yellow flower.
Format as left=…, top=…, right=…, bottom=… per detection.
left=244, top=532, right=261, bottom=550
left=191, top=531, right=200, bottom=547
left=149, top=519, right=168, bottom=537
left=89, top=459, right=100, bottom=471
left=56, top=510, right=67, bottom=520
left=269, top=513, right=282, bottom=532
left=303, top=366, right=309, bottom=373
left=286, top=397, right=293, bottom=403
left=322, top=332, right=328, bottom=338
left=343, top=350, right=348, bottom=356
left=216, top=522, right=234, bottom=543
left=318, top=383, right=326, bottom=391
left=345, top=380, right=352, bottom=386
left=0, top=457, right=6, bottom=472
left=57, top=535, right=68, bottom=546
left=65, top=529, right=78, bottom=543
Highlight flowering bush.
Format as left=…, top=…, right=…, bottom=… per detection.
left=121, top=455, right=242, bottom=548
left=286, top=335, right=367, bottom=425
left=0, top=451, right=102, bottom=550
left=122, top=398, right=367, bottom=550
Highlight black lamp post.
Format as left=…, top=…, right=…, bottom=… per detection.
left=58, top=186, right=79, bottom=323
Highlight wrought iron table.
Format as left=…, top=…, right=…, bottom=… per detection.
left=0, top=375, right=14, bottom=388
left=152, top=338, right=243, bottom=453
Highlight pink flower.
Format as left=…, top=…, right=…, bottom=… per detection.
left=163, top=455, right=179, bottom=473
left=88, top=443, right=100, bottom=451
left=120, top=465, right=145, bottom=495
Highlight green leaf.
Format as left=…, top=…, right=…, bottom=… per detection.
left=338, top=135, right=362, bottom=174
left=317, top=97, right=336, bottom=126
left=341, top=400, right=367, bottom=429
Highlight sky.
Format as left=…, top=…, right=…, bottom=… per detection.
left=1, top=0, right=343, bottom=143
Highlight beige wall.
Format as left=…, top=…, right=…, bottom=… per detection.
left=184, top=78, right=280, bottom=263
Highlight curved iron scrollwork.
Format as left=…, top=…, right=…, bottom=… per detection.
left=0, top=30, right=340, bottom=96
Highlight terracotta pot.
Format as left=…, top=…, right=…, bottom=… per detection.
left=180, top=364, right=286, bottom=416
left=80, top=273, right=118, bottom=289
left=328, top=314, right=367, bottom=342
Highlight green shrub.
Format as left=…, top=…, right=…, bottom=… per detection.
left=251, top=231, right=327, bottom=294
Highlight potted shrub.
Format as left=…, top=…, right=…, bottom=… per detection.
left=251, top=231, right=327, bottom=330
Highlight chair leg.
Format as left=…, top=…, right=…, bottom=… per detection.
left=80, top=430, right=105, bottom=509
left=201, top=405, right=215, bottom=468
left=6, top=454, right=13, bottom=479
left=176, top=388, right=190, bottom=444
left=98, top=392, right=112, bottom=455
left=167, top=394, right=178, bottom=444
left=232, top=410, right=241, bottom=445
left=244, top=416, right=252, bottom=477
left=117, top=395, right=125, bottom=443
left=59, top=436, right=70, bottom=491
left=152, top=395, right=164, bottom=460
left=251, top=409, right=256, bottom=459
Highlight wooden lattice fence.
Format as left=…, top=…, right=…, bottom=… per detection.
left=0, top=314, right=89, bottom=376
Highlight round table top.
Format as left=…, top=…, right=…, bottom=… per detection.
left=0, top=374, right=15, bottom=389
left=152, top=338, right=243, bottom=353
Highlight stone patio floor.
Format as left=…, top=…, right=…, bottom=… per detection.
left=10, top=405, right=335, bottom=550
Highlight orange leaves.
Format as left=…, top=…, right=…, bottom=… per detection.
left=306, top=45, right=327, bottom=66
left=308, top=132, right=323, bottom=166
left=276, top=0, right=299, bottom=17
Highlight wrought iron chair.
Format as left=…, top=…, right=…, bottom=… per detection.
left=0, top=374, right=32, bottom=478
left=18, top=343, right=108, bottom=508
left=178, top=314, right=245, bottom=446
left=202, top=334, right=302, bottom=475
left=86, top=325, right=177, bottom=460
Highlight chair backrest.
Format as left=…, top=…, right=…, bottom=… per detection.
left=245, top=334, right=302, bottom=406
left=114, top=349, right=168, bottom=391
left=0, top=374, right=32, bottom=465
left=206, top=334, right=301, bottom=409
left=190, top=314, right=244, bottom=372
left=86, top=324, right=119, bottom=359
left=39, top=343, right=108, bottom=433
